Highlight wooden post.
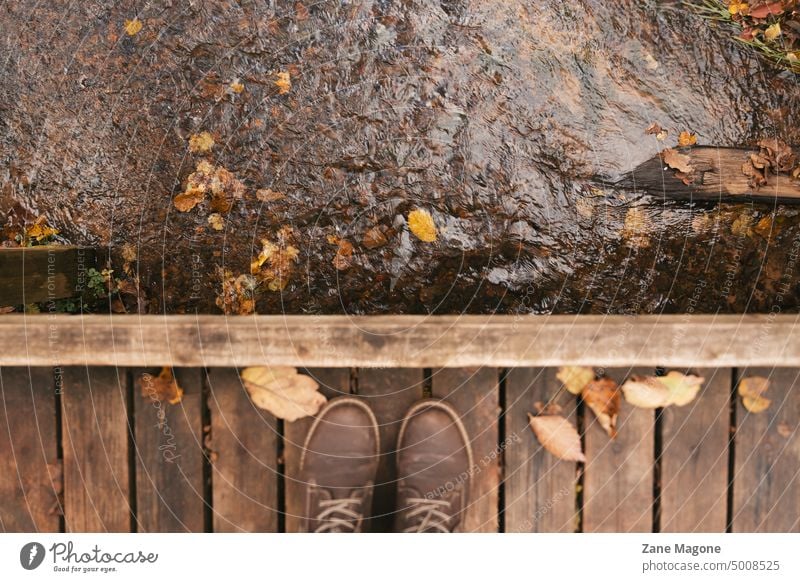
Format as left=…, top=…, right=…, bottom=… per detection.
left=0, top=246, right=97, bottom=306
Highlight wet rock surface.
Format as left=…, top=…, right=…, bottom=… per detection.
left=2, top=0, right=800, bottom=314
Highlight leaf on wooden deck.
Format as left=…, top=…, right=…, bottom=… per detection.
left=582, top=377, right=620, bottom=438
left=241, top=366, right=326, bottom=422
left=556, top=366, right=595, bottom=395
left=738, top=376, right=772, bottom=413
left=661, top=148, right=695, bottom=185
left=140, top=367, right=184, bottom=404
left=528, top=411, right=586, bottom=462
left=622, top=371, right=704, bottom=409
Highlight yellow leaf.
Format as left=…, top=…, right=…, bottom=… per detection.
left=738, top=376, right=771, bottom=413
left=764, top=23, right=781, bottom=41
left=678, top=131, right=697, bottom=147
left=241, top=366, right=326, bottom=421
left=208, top=213, right=225, bottom=231
left=556, top=366, right=595, bottom=395
left=622, top=377, right=672, bottom=409
left=140, top=367, right=183, bottom=405
left=728, top=3, right=748, bottom=16
left=124, top=18, right=142, bottom=36
left=275, top=71, right=292, bottom=95
left=188, top=131, right=214, bottom=153
left=656, top=371, right=704, bottom=406
left=26, top=217, right=59, bottom=242
left=229, top=80, right=245, bottom=93
left=408, top=208, right=437, bottom=242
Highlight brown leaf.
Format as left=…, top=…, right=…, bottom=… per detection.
left=749, top=1, right=785, bottom=19
left=662, top=148, right=695, bottom=176
left=333, top=239, right=354, bottom=270
left=646, top=123, right=667, bottom=141
left=256, top=188, right=285, bottom=202
left=528, top=413, right=586, bottom=462
left=623, top=371, right=704, bottom=408
left=777, top=422, right=793, bottom=438
left=241, top=366, right=326, bottom=422
left=363, top=226, right=389, bottom=249
left=140, top=367, right=184, bottom=405
left=582, top=377, right=620, bottom=438
left=678, top=131, right=697, bottom=147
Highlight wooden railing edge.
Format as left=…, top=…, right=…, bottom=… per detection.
left=0, top=313, right=798, bottom=368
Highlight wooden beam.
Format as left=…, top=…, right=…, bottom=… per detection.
left=0, top=314, right=799, bottom=368
left=618, top=146, right=800, bottom=202
left=0, top=246, right=97, bottom=306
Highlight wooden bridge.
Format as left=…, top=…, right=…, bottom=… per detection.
left=0, top=314, right=798, bottom=532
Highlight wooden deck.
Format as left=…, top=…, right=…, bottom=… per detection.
left=1, top=362, right=798, bottom=532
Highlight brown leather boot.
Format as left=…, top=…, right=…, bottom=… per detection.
left=299, top=397, right=380, bottom=532
left=395, top=399, right=473, bottom=532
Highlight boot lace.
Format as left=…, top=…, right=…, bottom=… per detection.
left=313, top=497, right=364, bottom=533
left=402, top=497, right=453, bottom=533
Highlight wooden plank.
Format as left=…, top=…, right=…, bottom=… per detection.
left=733, top=367, right=800, bottom=532
left=583, top=367, right=654, bottom=532
left=619, top=146, right=800, bottom=202
left=358, top=368, right=423, bottom=531
left=0, top=246, right=97, bottom=306
left=134, top=367, right=204, bottom=532
left=0, top=367, right=60, bottom=532
left=207, top=367, right=278, bottom=532
left=503, top=368, right=579, bottom=533
left=2, top=314, right=800, bottom=368
left=660, top=368, right=731, bottom=532
left=61, top=366, right=130, bottom=532
left=431, top=367, right=500, bottom=532
left=284, top=368, right=351, bottom=532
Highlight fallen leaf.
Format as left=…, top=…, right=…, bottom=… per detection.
left=646, top=123, right=668, bottom=141
left=731, top=212, right=754, bottom=237
left=777, top=422, right=793, bottom=438
left=241, top=366, right=326, bottom=422
left=188, top=131, right=214, bottom=153
left=251, top=234, right=299, bottom=291
left=582, top=377, right=620, bottom=438
left=275, top=71, right=292, bottom=94
left=662, top=147, right=695, bottom=175
left=124, top=18, right=142, bottom=36
left=229, top=79, right=245, bottom=94
left=408, top=208, right=437, bottom=242
left=363, top=226, right=389, bottom=249
left=678, top=131, right=697, bottom=147
left=174, top=188, right=204, bottom=212
left=174, top=160, right=245, bottom=213
left=528, top=413, right=586, bottom=462
left=657, top=371, right=704, bottom=406
left=738, top=376, right=771, bottom=413
left=556, top=366, right=595, bottom=395
left=216, top=269, right=257, bottom=315
left=295, top=1, right=310, bottom=20
left=764, top=22, right=781, bottom=41
left=333, top=239, right=354, bottom=270
left=208, top=213, right=225, bottom=231
left=140, top=367, right=183, bottom=404
left=256, top=188, right=285, bottom=202
left=622, top=206, right=651, bottom=248
left=621, top=377, right=671, bottom=409
left=749, top=2, right=784, bottom=19
left=25, top=216, right=59, bottom=242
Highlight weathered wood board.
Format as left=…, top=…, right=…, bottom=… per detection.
left=733, top=367, right=800, bottom=532
left=207, top=367, right=278, bottom=532
left=431, top=367, right=500, bottom=532
left=0, top=367, right=60, bottom=532
left=0, top=247, right=97, bottom=306
left=504, top=367, right=579, bottom=533
left=133, top=367, right=205, bottom=532
left=61, top=366, right=130, bottom=532
left=583, top=367, right=654, bottom=532
left=660, top=368, right=731, bottom=532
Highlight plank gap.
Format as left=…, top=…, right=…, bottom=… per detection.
left=652, top=408, right=664, bottom=533
left=125, top=369, right=137, bottom=533
left=277, top=419, right=286, bottom=533
left=726, top=367, right=738, bottom=533
left=201, top=369, right=213, bottom=533
left=497, top=368, right=508, bottom=533
left=54, top=367, right=66, bottom=532
left=575, top=396, right=586, bottom=533
left=422, top=368, right=433, bottom=398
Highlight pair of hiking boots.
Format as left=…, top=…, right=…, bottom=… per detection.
left=299, top=397, right=473, bottom=532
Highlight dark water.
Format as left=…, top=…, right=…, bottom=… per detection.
left=1, top=0, right=799, bottom=314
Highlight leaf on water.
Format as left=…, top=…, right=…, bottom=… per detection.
left=216, top=269, right=257, bottom=315
left=241, top=366, right=326, bottom=422
left=622, top=206, right=651, bottom=249
left=678, top=131, right=697, bottom=147
left=174, top=160, right=245, bottom=213
left=256, top=188, right=285, bottom=202
left=229, top=79, right=245, bottom=94
left=556, top=366, right=595, bottom=395
left=208, top=213, right=225, bottom=231
left=408, top=208, right=437, bottom=242
left=275, top=71, right=292, bottom=95
left=738, top=376, right=771, bottom=413
left=251, top=231, right=299, bottom=291
left=173, top=188, right=204, bottom=212
left=25, top=216, right=59, bottom=242
left=188, top=131, right=214, bottom=153
left=582, top=377, right=620, bottom=438
left=363, top=225, right=389, bottom=249
left=623, top=371, right=704, bottom=408
left=140, top=367, right=183, bottom=405
left=528, top=412, right=586, bottom=462
left=124, top=18, right=142, bottom=36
